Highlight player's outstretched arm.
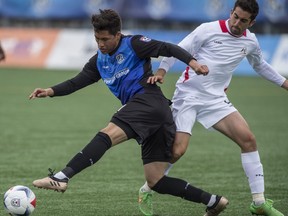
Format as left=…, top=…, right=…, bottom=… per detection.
left=29, top=88, right=54, bottom=99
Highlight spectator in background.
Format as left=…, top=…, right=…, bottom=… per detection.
left=139, top=0, right=287, bottom=216
left=0, top=42, right=5, bottom=61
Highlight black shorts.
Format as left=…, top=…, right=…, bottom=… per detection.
left=111, top=93, right=175, bottom=164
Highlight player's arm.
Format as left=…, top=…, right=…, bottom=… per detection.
left=29, top=87, right=54, bottom=99
left=158, top=24, right=206, bottom=70
left=29, top=54, right=101, bottom=99
left=131, top=35, right=194, bottom=63
left=131, top=35, right=208, bottom=84
left=247, top=37, right=288, bottom=91
left=247, top=48, right=287, bottom=91
left=152, top=24, right=209, bottom=84
left=252, top=60, right=288, bottom=91
left=148, top=59, right=208, bottom=84
left=254, top=61, right=288, bottom=91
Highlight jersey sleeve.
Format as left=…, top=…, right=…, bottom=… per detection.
left=246, top=35, right=286, bottom=86
left=253, top=59, right=286, bottom=86
left=131, top=35, right=195, bottom=66
left=159, top=23, right=207, bottom=72
left=51, top=54, right=101, bottom=96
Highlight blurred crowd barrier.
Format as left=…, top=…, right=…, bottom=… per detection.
left=0, top=28, right=287, bottom=77
left=0, top=0, right=287, bottom=23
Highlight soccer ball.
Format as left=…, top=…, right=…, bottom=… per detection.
left=3, top=185, right=36, bottom=216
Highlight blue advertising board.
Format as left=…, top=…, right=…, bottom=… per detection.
left=0, top=0, right=287, bottom=22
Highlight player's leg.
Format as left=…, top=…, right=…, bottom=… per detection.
left=140, top=119, right=228, bottom=216
left=32, top=122, right=128, bottom=192
left=170, top=96, right=198, bottom=163
left=138, top=131, right=190, bottom=196
left=213, top=111, right=284, bottom=216
left=171, top=131, right=191, bottom=163
left=143, top=161, right=228, bottom=216
left=139, top=96, right=196, bottom=189
left=139, top=97, right=197, bottom=214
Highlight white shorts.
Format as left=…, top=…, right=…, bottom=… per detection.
left=172, top=96, right=237, bottom=134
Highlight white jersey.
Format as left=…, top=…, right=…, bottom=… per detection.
left=160, top=20, right=286, bottom=99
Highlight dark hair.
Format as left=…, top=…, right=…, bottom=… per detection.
left=91, top=9, right=121, bottom=35
left=233, top=0, right=259, bottom=21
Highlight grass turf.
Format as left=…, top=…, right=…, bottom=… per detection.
left=0, top=68, right=287, bottom=215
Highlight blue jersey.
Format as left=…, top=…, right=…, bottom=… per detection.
left=97, top=36, right=146, bottom=104
left=51, top=34, right=193, bottom=105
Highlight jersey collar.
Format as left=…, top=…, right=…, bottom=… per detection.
left=219, top=20, right=247, bottom=37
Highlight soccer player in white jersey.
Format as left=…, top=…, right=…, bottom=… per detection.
left=139, top=0, right=288, bottom=215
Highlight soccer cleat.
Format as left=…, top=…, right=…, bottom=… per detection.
left=250, top=199, right=284, bottom=216
left=32, top=168, right=68, bottom=193
left=204, top=196, right=229, bottom=216
left=138, top=189, right=153, bottom=216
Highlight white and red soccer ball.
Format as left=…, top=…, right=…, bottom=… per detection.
left=3, top=185, right=36, bottom=216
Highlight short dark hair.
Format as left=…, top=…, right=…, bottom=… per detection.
left=91, top=9, right=122, bottom=35
left=233, top=0, right=259, bottom=21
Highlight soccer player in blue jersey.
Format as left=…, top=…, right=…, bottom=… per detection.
left=29, top=9, right=228, bottom=216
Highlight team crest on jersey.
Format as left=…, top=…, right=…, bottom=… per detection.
left=140, top=36, right=151, bottom=42
left=240, top=47, right=247, bottom=55
left=116, top=54, right=125, bottom=64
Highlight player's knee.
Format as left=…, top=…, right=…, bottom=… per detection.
left=172, top=147, right=186, bottom=162
left=171, top=134, right=189, bottom=162
left=100, top=123, right=128, bottom=145
left=240, top=132, right=257, bottom=152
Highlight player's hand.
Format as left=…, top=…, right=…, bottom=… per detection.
left=194, top=64, right=209, bottom=76
left=147, top=68, right=166, bottom=84
left=147, top=75, right=164, bottom=84
left=29, top=88, right=54, bottom=99
left=189, top=59, right=209, bottom=76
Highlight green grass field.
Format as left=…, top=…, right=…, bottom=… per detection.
left=0, top=68, right=287, bottom=216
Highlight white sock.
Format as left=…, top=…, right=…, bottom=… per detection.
left=53, top=171, right=69, bottom=180
left=252, top=193, right=265, bottom=206
left=241, top=151, right=265, bottom=204
left=164, top=163, right=173, bottom=176
left=140, top=181, right=152, bottom=193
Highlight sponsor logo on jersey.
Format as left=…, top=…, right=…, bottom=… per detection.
left=213, top=40, right=222, bottom=44
left=140, top=36, right=151, bottom=42
left=103, top=68, right=130, bottom=85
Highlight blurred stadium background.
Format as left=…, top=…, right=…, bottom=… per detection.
left=0, top=0, right=288, bottom=76
left=1, top=1, right=288, bottom=215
